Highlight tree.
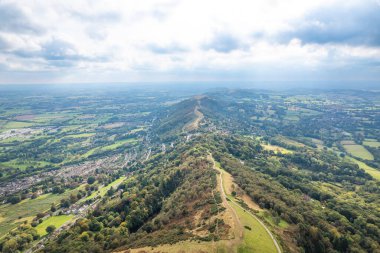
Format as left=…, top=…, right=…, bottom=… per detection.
left=2, top=238, right=18, bottom=253
left=87, top=176, right=96, bottom=185
left=8, top=195, right=21, bottom=204
left=46, top=225, right=56, bottom=234
left=89, top=220, right=103, bottom=232
left=79, top=232, right=90, bottom=241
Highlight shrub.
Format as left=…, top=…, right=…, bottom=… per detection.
left=46, top=225, right=56, bottom=234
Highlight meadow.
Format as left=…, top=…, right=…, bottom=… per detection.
left=342, top=143, right=374, bottom=160
left=0, top=187, right=81, bottom=238
left=35, top=215, right=74, bottom=236
left=347, top=157, right=380, bottom=181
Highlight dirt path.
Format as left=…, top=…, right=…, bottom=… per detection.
left=213, top=159, right=243, bottom=243
left=183, top=99, right=204, bottom=132
left=209, top=154, right=282, bottom=253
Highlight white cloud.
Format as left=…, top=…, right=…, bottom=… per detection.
left=0, top=0, right=379, bottom=83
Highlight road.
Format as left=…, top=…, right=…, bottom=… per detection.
left=211, top=155, right=282, bottom=253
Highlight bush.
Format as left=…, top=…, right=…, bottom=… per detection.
left=7, top=195, right=21, bottom=204
left=46, top=225, right=56, bottom=234
left=87, top=176, right=96, bottom=184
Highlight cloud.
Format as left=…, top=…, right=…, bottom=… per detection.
left=12, top=39, right=78, bottom=60
left=0, top=0, right=379, bottom=83
left=147, top=43, right=187, bottom=54
left=0, top=2, right=43, bottom=34
left=9, top=38, right=110, bottom=69
left=0, top=36, right=10, bottom=50
left=279, top=1, right=380, bottom=46
left=41, top=39, right=80, bottom=61
left=69, top=10, right=121, bottom=23
left=203, top=33, right=242, bottom=53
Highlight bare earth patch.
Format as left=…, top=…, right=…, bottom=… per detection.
left=183, top=98, right=204, bottom=132
left=14, top=114, right=36, bottom=121
left=103, top=122, right=125, bottom=129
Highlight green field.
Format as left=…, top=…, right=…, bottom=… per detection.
left=347, top=157, right=380, bottom=181
left=62, top=133, right=95, bottom=139
left=100, top=138, right=137, bottom=151
left=81, top=176, right=126, bottom=202
left=258, top=211, right=289, bottom=229
left=0, top=187, right=82, bottom=238
left=82, top=138, right=137, bottom=158
left=342, top=143, right=374, bottom=160
left=0, top=159, right=52, bottom=170
left=262, top=143, right=292, bottom=154
left=233, top=203, right=278, bottom=253
left=276, top=136, right=304, bottom=147
left=215, top=160, right=279, bottom=253
left=363, top=139, right=380, bottom=148
left=2, top=121, right=34, bottom=129
left=35, top=215, right=74, bottom=236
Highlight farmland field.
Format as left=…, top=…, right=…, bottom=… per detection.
left=347, top=157, right=380, bottom=181
left=342, top=143, right=374, bottom=160
left=363, top=139, right=380, bottom=148
left=35, top=215, right=74, bottom=236
left=0, top=188, right=80, bottom=237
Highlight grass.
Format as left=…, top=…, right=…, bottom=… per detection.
left=347, top=156, right=380, bottom=181
left=32, top=113, right=73, bottom=123
left=62, top=133, right=95, bottom=139
left=129, top=127, right=145, bottom=133
left=82, top=138, right=137, bottom=158
left=2, top=121, right=34, bottom=129
left=0, top=159, right=52, bottom=170
left=342, top=143, right=374, bottom=160
left=126, top=240, right=233, bottom=253
left=262, top=144, right=292, bottom=154
left=35, top=215, right=74, bottom=236
left=0, top=186, right=83, bottom=238
left=100, top=138, right=137, bottom=151
left=363, top=140, right=380, bottom=148
left=81, top=177, right=126, bottom=202
left=276, top=136, right=304, bottom=148
left=257, top=211, right=289, bottom=229
left=214, top=158, right=279, bottom=253
left=234, top=206, right=278, bottom=253
left=132, top=156, right=280, bottom=253
left=310, top=138, right=324, bottom=149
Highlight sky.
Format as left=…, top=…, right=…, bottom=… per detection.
left=0, top=0, right=379, bottom=85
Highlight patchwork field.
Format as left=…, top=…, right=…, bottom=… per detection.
left=0, top=187, right=82, bottom=238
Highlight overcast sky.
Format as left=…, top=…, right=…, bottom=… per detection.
left=0, top=0, right=379, bottom=85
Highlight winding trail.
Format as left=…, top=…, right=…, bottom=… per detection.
left=210, top=154, right=282, bottom=253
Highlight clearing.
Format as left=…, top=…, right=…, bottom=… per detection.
left=262, top=144, right=292, bottom=155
